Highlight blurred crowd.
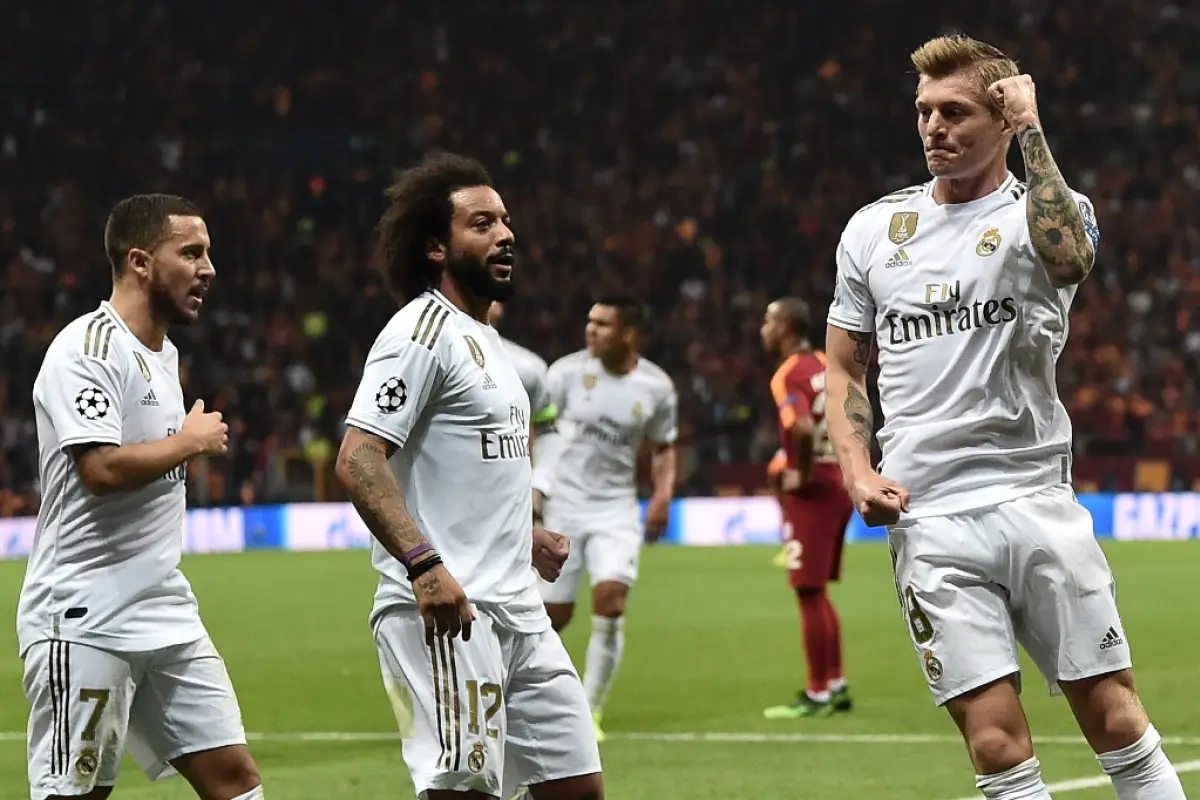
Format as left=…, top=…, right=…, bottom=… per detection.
left=2, top=0, right=1199, bottom=514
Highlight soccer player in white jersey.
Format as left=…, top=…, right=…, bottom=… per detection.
left=334, top=153, right=603, bottom=800
left=531, top=294, right=678, bottom=742
left=488, top=301, right=559, bottom=446
left=824, top=35, right=1187, bottom=800
left=18, top=194, right=264, bottom=800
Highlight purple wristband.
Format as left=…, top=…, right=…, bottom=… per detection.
left=401, top=543, right=435, bottom=569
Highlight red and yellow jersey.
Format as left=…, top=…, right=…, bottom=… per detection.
left=769, top=350, right=842, bottom=489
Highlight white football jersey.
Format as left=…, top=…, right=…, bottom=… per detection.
left=18, top=302, right=205, bottom=656
left=499, top=335, right=558, bottom=431
left=828, top=172, right=1100, bottom=518
left=532, top=350, right=678, bottom=516
left=346, top=290, right=547, bottom=634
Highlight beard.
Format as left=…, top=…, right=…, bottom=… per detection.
left=149, top=272, right=196, bottom=326
left=445, top=252, right=514, bottom=302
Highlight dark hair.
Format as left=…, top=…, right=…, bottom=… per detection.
left=594, top=292, right=649, bottom=331
left=773, top=297, right=812, bottom=339
left=374, top=152, right=494, bottom=302
left=104, top=194, right=201, bottom=277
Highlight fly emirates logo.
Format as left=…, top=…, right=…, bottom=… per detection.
left=884, top=281, right=1017, bottom=345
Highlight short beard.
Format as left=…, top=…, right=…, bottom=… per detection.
left=149, top=274, right=193, bottom=326
left=445, top=253, right=514, bottom=302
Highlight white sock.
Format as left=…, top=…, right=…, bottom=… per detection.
left=828, top=677, right=847, bottom=693
left=975, top=757, right=1052, bottom=799
left=231, top=786, right=264, bottom=800
left=1098, top=724, right=1188, bottom=799
left=583, top=615, right=624, bottom=711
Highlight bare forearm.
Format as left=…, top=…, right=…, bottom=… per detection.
left=791, top=431, right=814, bottom=484
left=338, top=438, right=427, bottom=561
left=650, top=446, right=677, bottom=501
left=73, top=436, right=198, bottom=495
left=826, top=330, right=876, bottom=480
left=1018, top=122, right=1094, bottom=285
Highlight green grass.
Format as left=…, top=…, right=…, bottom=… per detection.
left=2, top=542, right=1199, bottom=798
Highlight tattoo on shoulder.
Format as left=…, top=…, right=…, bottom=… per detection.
left=848, top=331, right=872, bottom=367
left=844, top=383, right=874, bottom=451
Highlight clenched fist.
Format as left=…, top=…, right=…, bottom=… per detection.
left=988, top=74, right=1041, bottom=130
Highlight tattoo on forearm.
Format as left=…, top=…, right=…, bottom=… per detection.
left=1018, top=126, right=1093, bottom=280
left=345, top=439, right=426, bottom=560
left=845, top=384, right=874, bottom=452
left=848, top=331, right=872, bottom=367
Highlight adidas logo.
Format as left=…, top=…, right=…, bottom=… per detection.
left=885, top=249, right=913, bottom=269
left=1099, top=626, right=1125, bottom=651
left=481, top=373, right=498, bottom=391
left=140, top=390, right=160, bottom=407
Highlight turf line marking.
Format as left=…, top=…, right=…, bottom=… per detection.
left=1, top=730, right=1199, bottom=746
left=942, top=758, right=1200, bottom=800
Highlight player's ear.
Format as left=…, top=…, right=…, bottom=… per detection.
left=125, top=248, right=152, bottom=279
left=426, top=238, right=447, bottom=265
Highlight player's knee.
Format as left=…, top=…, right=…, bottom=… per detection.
left=592, top=582, right=627, bottom=618
left=964, top=725, right=1035, bottom=775
left=1061, top=670, right=1148, bottom=752
left=51, top=790, right=113, bottom=800
left=547, top=603, right=574, bottom=631
left=173, top=745, right=262, bottom=800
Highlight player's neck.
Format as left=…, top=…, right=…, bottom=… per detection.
left=780, top=339, right=811, bottom=363
left=931, top=162, right=1009, bottom=205
left=108, top=287, right=168, bottom=351
left=438, top=278, right=491, bottom=323
left=601, top=350, right=638, bottom=376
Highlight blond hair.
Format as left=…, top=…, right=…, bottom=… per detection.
left=911, top=34, right=1019, bottom=107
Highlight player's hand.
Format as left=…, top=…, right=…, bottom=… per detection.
left=532, top=527, right=570, bottom=582
left=988, top=74, right=1040, bottom=129
left=644, top=496, right=670, bottom=544
left=180, top=399, right=228, bottom=456
left=781, top=468, right=804, bottom=494
left=848, top=473, right=911, bottom=528
left=413, top=564, right=475, bottom=644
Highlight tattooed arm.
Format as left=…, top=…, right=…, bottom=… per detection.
left=823, top=325, right=876, bottom=481
left=1017, top=123, right=1095, bottom=287
left=334, top=426, right=427, bottom=562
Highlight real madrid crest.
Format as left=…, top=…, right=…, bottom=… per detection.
left=463, top=335, right=486, bottom=368
left=922, top=648, right=944, bottom=682
left=888, top=212, right=918, bottom=245
left=582, top=373, right=597, bottom=391
left=631, top=401, right=644, bottom=423
left=467, top=742, right=487, bottom=774
left=976, top=227, right=1001, bottom=257
left=76, top=746, right=98, bottom=777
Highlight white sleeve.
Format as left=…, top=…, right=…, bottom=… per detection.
left=345, top=333, right=446, bottom=448
left=646, top=382, right=679, bottom=446
left=826, top=237, right=876, bottom=333
left=38, top=347, right=126, bottom=452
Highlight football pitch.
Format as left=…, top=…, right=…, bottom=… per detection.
left=1, top=542, right=1198, bottom=799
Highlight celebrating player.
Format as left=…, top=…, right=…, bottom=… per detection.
left=19, top=195, right=264, bottom=800
left=489, top=301, right=559, bottom=449
left=759, top=298, right=854, bottom=720
left=334, top=153, right=603, bottom=800
left=531, top=295, right=678, bottom=742
left=824, top=34, right=1187, bottom=799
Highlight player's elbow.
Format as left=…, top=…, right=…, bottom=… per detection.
left=71, top=448, right=121, bottom=496
left=1048, top=257, right=1091, bottom=287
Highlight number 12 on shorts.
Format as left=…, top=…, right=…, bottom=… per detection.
left=465, top=680, right=502, bottom=739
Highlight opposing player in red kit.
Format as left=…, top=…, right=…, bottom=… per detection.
left=760, top=298, right=855, bottom=719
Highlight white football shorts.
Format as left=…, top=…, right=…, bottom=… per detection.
left=22, top=635, right=247, bottom=799
left=887, top=483, right=1133, bottom=706
left=538, top=504, right=641, bottom=605
left=374, top=607, right=602, bottom=799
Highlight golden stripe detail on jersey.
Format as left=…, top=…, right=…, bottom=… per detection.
left=426, top=308, right=450, bottom=349
left=412, top=300, right=436, bottom=344
left=82, top=314, right=107, bottom=358
left=446, top=641, right=462, bottom=772
left=429, top=640, right=448, bottom=769
left=100, top=323, right=116, bottom=360
left=132, top=352, right=152, bottom=382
